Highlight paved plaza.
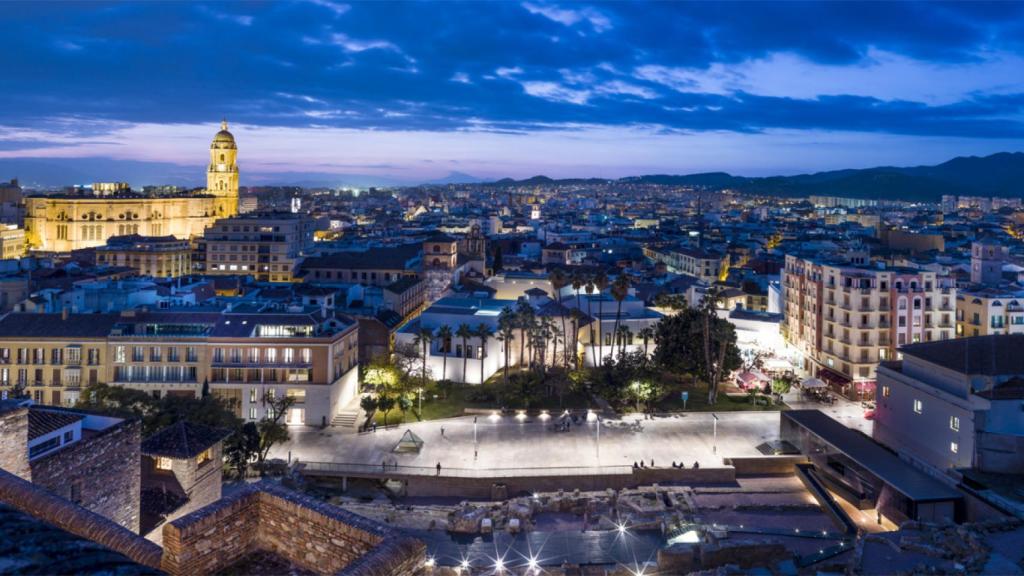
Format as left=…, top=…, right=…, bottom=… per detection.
left=272, top=411, right=794, bottom=472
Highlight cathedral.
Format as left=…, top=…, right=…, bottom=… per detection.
left=24, top=121, right=240, bottom=252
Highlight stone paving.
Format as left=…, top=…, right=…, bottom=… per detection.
left=272, top=411, right=787, bottom=472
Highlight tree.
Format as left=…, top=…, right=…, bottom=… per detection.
left=654, top=292, right=686, bottom=312
left=397, top=393, right=413, bottom=420
left=497, top=307, right=516, bottom=385
left=610, top=274, right=630, bottom=357
left=255, top=391, right=297, bottom=466
left=376, top=393, right=396, bottom=427
left=224, top=422, right=260, bottom=479
left=569, top=271, right=585, bottom=367
left=548, top=268, right=570, bottom=368
left=359, top=394, right=378, bottom=418
left=456, top=323, right=473, bottom=384
left=436, top=325, right=453, bottom=382
left=652, top=306, right=740, bottom=405
left=583, top=276, right=597, bottom=367
left=515, top=299, right=534, bottom=369
left=638, top=326, right=655, bottom=359
left=413, top=326, right=433, bottom=389
left=593, top=270, right=609, bottom=367
left=476, top=323, right=494, bottom=386
left=492, top=244, right=503, bottom=271
left=201, top=378, right=210, bottom=398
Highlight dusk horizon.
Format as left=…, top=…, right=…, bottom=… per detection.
left=2, top=1, right=1024, bottom=186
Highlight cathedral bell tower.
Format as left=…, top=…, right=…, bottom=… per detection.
left=207, top=119, right=239, bottom=216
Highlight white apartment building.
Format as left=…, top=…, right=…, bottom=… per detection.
left=782, top=254, right=955, bottom=395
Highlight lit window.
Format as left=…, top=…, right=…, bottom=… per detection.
left=882, top=385, right=890, bottom=398
left=156, top=456, right=173, bottom=470
left=950, top=416, right=960, bottom=432
left=197, top=448, right=212, bottom=466
left=913, top=399, right=922, bottom=414
left=950, top=442, right=958, bottom=454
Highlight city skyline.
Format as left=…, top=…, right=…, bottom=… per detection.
left=1, top=1, right=1024, bottom=186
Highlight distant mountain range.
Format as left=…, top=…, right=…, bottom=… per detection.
left=488, top=152, right=1024, bottom=202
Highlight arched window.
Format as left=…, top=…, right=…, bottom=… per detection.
left=992, top=300, right=1003, bottom=307
left=220, top=154, right=225, bottom=162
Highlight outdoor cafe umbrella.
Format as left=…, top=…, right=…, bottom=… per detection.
left=800, top=377, right=827, bottom=389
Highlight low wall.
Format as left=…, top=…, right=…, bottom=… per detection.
left=162, top=483, right=425, bottom=576
left=0, top=468, right=162, bottom=570
left=402, top=467, right=736, bottom=498
left=726, top=455, right=808, bottom=476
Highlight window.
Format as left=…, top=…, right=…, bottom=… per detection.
left=29, top=437, right=61, bottom=459
left=913, top=399, right=923, bottom=414
left=249, top=407, right=258, bottom=420
left=114, top=346, right=126, bottom=363
left=63, top=430, right=73, bottom=443
left=197, top=448, right=212, bottom=466
left=249, top=388, right=257, bottom=403
left=950, top=442, right=959, bottom=454
left=156, top=456, right=173, bottom=470
left=950, top=416, right=960, bottom=432
left=882, top=385, right=890, bottom=398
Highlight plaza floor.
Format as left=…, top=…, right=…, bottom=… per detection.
left=271, top=410, right=788, bottom=472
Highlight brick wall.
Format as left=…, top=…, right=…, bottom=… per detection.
left=31, top=419, right=141, bottom=533
left=0, top=407, right=30, bottom=481
left=161, top=483, right=425, bottom=576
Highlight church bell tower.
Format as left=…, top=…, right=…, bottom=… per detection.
left=207, top=119, right=239, bottom=216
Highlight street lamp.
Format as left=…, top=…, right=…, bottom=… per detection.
left=712, top=412, right=719, bottom=455
left=473, top=416, right=478, bottom=460
left=416, top=387, right=423, bottom=414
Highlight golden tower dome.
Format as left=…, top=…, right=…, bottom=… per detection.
left=212, top=119, right=236, bottom=149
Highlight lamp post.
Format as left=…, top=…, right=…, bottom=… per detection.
left=416, top=387, right=423, bottom=414
left=473, top=416, right=478, bottom=460
left=596, top=414, right=601, bottom=461
left=712, top=413, right=719, bottom=455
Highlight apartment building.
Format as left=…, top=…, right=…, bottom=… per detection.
left=95, top=234, right=192, bottom=278
left=956, top=288, right=1024, bottom=337
left=874, top=335, right=1024, bottom=475
left=299, top=242, right=421, bottom=287
left=204, top=212, right=315, bottom=283
left=643, top=244, right=728, bottom=283
left=782, top=254, right=955, bottom=394
left=0, top=307, right=359, bottom=426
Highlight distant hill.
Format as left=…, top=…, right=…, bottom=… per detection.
left=487, top=152, right=1024, bottom=202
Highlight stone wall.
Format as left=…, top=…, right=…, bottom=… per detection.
left=30, top=419, right=141, bottom=533
left=726, top=455, right=808, bottom=476
left=0, top=468, right=162, bottom=569
left=161, top=483, right=425, bottom=576
left=0, top=406, right=30, bottom=481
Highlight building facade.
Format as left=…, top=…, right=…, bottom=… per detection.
left=0, top=308, right=360, bottom=426
left=24, top=122, right=239, bottom=252
left=956, top=288, right=1024, bottom=337
left=874, top=336, right=1024, bottom=475
left=95, top=235, right=192, bottom=278
left=203, top=212, right=314, bottom=282
left=782, top=254, right=955, bottom=393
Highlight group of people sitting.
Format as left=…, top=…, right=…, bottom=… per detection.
left=632, top=459, right=701, bottom=469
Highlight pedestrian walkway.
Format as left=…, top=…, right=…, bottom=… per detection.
left=782, top=391, right=873, bottom=435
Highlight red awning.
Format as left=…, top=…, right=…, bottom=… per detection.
left=818, top=367, right=851, bottom=386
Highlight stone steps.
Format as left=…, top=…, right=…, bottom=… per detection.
left=332, top=410, right=359, bottom=428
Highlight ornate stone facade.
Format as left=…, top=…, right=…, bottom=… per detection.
left=24, top=121, right=239, bottom=252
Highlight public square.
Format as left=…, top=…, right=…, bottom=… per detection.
left=274, top=410, right=818, bottom=472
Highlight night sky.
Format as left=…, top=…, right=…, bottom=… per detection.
left=1, top=1, right=1022, bottom=186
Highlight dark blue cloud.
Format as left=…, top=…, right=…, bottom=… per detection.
left=0, top=0, right=1021, bottom=140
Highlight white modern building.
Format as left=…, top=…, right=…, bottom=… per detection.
left=874, top=335, right=1024, bottom=475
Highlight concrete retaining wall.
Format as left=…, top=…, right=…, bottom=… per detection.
left=726, top=455, right=807, bottom=476
left=402, top=466, right=736, bottom=498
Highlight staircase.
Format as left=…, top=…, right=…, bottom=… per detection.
left=331, top=408, right=361, bottom=429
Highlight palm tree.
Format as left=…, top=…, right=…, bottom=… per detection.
left=515, top=299, right=534, bottom=369
left=610, top=274, right=630, bottom=357
left=436, top=325, right=452, bottom=382
left=570, top=270, right=584, bottom=368
left=497, top=307, right=516, bottom=385
left=548, top=268, right=569, bottom=368
left=701, top=286, right=728, bottom=405
left=584, top=277, right=596, bottom=367
left=638, top=326, right=655, bottom=359
left=456, top=323, right=472, bottom=384
left=476, top=323, right=494, bottom=385
left=413, top=327, right=433, bottom=389
left=593, top=270, right=609, bottom=366
left=616, top=325, right=632, bottom=359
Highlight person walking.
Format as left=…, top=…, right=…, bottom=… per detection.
left=436, top=462, right=442, bottom=476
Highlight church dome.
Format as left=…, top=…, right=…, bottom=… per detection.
left=211, top=120, right=236, bottom=148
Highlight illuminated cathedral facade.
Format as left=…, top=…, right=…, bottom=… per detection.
left=24, top=121, right=240, bottom=252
